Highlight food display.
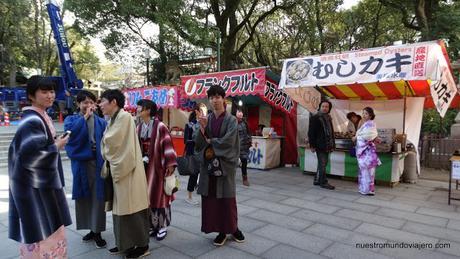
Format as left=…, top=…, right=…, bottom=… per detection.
left=286, top=60, right=311, bottom=82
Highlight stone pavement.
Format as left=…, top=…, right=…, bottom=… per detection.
left=1, top=160, right=460, bottom=258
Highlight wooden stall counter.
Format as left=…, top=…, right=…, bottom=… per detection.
left=248, top=136, right=283, bottom=169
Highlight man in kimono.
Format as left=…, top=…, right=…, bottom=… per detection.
left=308, top=100, right=335, bottom=190
left=99, top=89, right=150, bottom=258
left=65, top=90, right=107, bottom=248
left=194, top=84, right=245, bottom=246
left=8, top=76, right=72, bottom=257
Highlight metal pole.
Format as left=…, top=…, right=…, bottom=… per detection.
left=216, top=29, right=221, bottom=72
left=146, top=57, right=150, bottom=86
left=403, top=81, right=407, bottom=135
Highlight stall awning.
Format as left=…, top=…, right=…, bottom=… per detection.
left=180, top=67, right=295, bottom=115
left=280, top=40, right=459, bottom=117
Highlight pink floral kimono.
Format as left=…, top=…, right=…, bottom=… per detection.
left=355, top=120, right=381, bottom=195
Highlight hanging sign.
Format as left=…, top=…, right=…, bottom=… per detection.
left=280, top=42, right=443, bottom=88
left=430, top=67, right=458, bottom=118
left=123, top=86, right=179, bottom=108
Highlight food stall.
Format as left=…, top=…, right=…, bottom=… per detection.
left=180, top=67, right=297, bottom=169
left=123, top=85, right=188, bottom=156
left=280, top=40, right=459, bottom=185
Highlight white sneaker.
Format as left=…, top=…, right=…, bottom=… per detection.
left=185, top=197, right=199, bottom=205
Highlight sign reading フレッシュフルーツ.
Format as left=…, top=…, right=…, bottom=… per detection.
left=180, top=68, right=295, bottom=114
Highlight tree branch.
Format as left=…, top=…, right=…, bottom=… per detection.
left=379, top=0, right=421, bottom=30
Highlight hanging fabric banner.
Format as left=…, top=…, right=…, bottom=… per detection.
left=123, top=86, right=179, bottom=108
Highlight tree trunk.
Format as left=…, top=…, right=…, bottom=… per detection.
left=414, top=0, right=430, bottom=40
left=9, top=59, right=16, bottom=86
left=314, top=0, right=325, bottom=54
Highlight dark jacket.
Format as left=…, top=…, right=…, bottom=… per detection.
left=237, top=120, right=252, bottom=159
left=8, top=110, right=72, bottom=244
left=308, top=112, right=335, bottom=152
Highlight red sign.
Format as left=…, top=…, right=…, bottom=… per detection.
left=180, top=68, right=267, bottom=98
left=180, top=68, right=295, bottom=114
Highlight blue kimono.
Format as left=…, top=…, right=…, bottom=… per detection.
left=64, top=114, right=107, bottom=200
left=8, top=109, right=72, bottom=244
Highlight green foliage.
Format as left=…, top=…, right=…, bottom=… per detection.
left=0, top=0, right=100, bottom=85
left=422, top=109, right=459, bottom=136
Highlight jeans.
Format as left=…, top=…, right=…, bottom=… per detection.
left=186, top=156, right=200, bottom=192
left=240, top=158, right=248, bottom=177
left=315, top=151, right=329, bottom=185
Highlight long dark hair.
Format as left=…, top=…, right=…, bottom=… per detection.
left=363, top=107, right=375, bottom=120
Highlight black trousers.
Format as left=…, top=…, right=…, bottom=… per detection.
left=315, top=151, right=329, bottom=185
left=187, top=157, right=200, bottom=192
left=240, top=158, right=248, bottom=177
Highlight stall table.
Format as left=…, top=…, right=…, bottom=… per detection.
left=248, top=136, right=283, bottom=169
left=298, top=146, right=405, bottom=186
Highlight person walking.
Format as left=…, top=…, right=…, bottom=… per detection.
left=136, top=99, right=177, bottom=241
left=184, top=104, right=203, bottom=205
left=352, top=107, right=381, bottom=196
left=99, top=89, right=150, bottom=258
left=64, top=90, right=107, bottom=248
left=236, top=107, right=252, bottom=186
left=8, top=76, right=72, bottom=258
left=194, top=84, right=245, bottom=246
left=308, top=100, right=336, bottom=190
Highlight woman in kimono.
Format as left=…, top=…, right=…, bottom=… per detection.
left=64, top=90, right=107, bottom=248
left=8, top=76, right=72, bottom=258
left=353, top=107, right=381, bottom=196
left=99, top=90, right=150, bottom=258
left=137, top=99, right=177, bottom=241
left=236, top=107, right=252, bottom=186
left=194, top=85, right=245, bottom=246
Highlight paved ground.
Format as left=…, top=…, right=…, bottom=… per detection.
left=1, top=158, right=460, bottom=258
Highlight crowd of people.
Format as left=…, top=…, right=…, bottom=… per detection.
left=7, top=79, right=248, bottom=258
left=8, top=77, right=382, bottom=258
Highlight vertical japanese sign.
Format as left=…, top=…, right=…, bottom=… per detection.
left=430, top=67, right=458, bottom=118
left=248, top=140, right=266, bottom=169
left=280, top=42, right=442, bottom=88
left=123, top=86, right=178, bottom=108
left=262, top=79, right=295, bottom=114
left=181, top=68, right=266, bottom=98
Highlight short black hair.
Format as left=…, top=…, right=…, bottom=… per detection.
left=318, top=100, right=332, bottom=113
left=26, top=76, right=58, bottom=101
left=101, top=89, right=125, bottom=108
left=346, top=112, right=357, bottom=120
left=76, top=90, right=96, bottom=103
left=207, top=84, right=225, bottom=99
left=138, top=99, right=157, bottom=117
left=136, top=99, right=145, bottom=106
left=363, top=106, right=376, bottom=120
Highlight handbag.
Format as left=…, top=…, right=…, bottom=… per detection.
left=176, top=155, right=197, bottom=176
left=164, top=174, right=180, bottom=196
left=204, top=145, right=223, bottom=177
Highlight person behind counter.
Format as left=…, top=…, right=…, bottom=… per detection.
left=352, top=107, right=381, bottom=196
left=308, top=100, right=335, bottom=190
left=346, top=112, right=362, bottom=134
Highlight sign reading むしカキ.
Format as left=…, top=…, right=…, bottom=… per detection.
left=280, top=42, right=449, bottom=88
left=180, top=68, right=294, bottom=113
left=123, top=86, right=178, bottom=108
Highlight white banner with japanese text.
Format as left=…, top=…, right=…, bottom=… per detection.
left=430, top=66, right=458, bottom=118
left=280, top=41, right=447, bottom=88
